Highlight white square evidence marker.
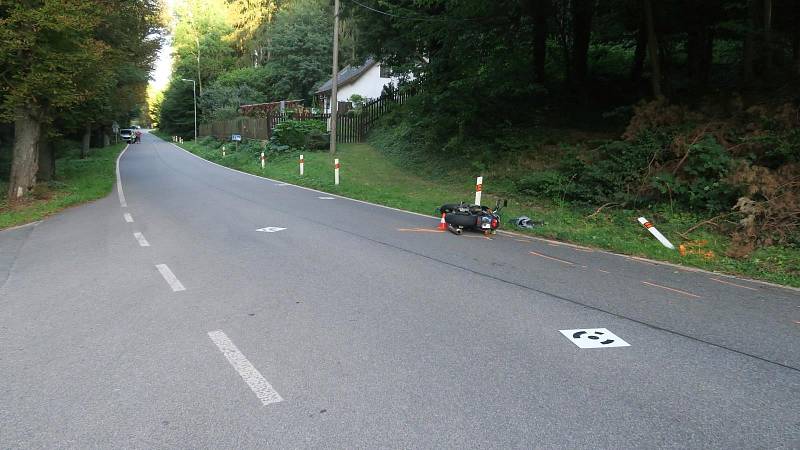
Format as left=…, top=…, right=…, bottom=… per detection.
left=559, top=328, right=630, bottom=348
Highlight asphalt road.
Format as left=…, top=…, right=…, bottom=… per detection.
left=2, top=132, right=799, bottom=448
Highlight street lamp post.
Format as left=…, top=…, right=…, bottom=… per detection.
left=329, top=0, right=340, bottom=154
left=181, top=78, right=197, bottom=141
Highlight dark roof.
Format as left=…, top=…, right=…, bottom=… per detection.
left=315, top=58, right=377, bottom=94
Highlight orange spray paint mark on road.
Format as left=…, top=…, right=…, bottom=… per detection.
left=529, top=251, right=575, bottom=266
left=709, top=277, right=758, bottom=291
left=397, top=228, right=445, bottom=233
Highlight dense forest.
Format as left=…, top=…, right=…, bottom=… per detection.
left=0, top=0, right=163, bottom=203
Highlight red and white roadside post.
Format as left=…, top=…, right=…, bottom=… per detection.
left=299, top=154, right=304, bottom=175
left=334, top=158, right=340, bottom=185
left=638, top=217, right=675, bottom=250
left=475, top=176, right=483, bottom=205
left=260, top=151, right=265, bottom=169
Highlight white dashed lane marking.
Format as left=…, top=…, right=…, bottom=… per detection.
left=124, top=213, right=134, bottom=223
left=133, top=232, right=150, bottom=247
left=208, top=330, right=283, bottom=406
left=155, top=264, right=185, bottom=292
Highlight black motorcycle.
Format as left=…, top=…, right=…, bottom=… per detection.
left=438, top=199, right=507, bottom=236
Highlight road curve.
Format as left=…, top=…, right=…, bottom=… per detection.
left=1, top=132, right=798, bottom=448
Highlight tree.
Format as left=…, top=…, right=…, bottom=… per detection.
left=532, top=0, right=550, bottom=83
left=228, top=0, right=283, bottom=65
left=147, top=86, right=165, bottom=128
left=642, top=0, right=662, bottom=97
left=159, top=78, right=196, bottom=136
left=742, top=0, right=758, bottom=83
left=172, top=0, right=234, bottom=95
left=570, top=0, right=595, bottom=87
left=1, top=1, right=110, bottom=202
left=794, top=1, right=800, bottom=75
left=268, top=0, right=333, bottom=99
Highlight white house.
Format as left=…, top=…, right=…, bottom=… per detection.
left=315, top=58, right=404, bottom=112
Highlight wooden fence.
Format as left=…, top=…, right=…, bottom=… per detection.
left=198, top=90, right=413, bottom=143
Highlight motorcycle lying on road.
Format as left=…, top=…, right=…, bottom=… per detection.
left=438, top=199, right=507, bottom=236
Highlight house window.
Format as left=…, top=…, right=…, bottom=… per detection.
left=380, top=65, right=393, bottom=78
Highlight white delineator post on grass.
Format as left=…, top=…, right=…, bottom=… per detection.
left=299, top=154, right=304, bottom=175
left=260, top=151, right=265, bottom=169
left=334, top=158, right=340, bottom=185
left=475, top=176, right=483, bottom=205
left=638, top=217, right=675, bottom=250
left=222, top=145, right=226, bottom=157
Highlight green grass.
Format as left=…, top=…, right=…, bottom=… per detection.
left=0, top=143, right=126, bottom=229
left=170, top=135, right=800, bottom=288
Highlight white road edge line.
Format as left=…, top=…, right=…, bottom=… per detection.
left=115, top=144, right=130, bottom=208
left=207, top=330, right=283, bottom=406
left=168, top=141, right=433, bottom=219
left=155, top=264, right=185, bottom=291
left=133, top=232, right=150, bottom=247
left=0, top=220, right=42, bottom=233
left=164, top=139, right=800, bottom=293
left=124, top=213, right=134, bottom=223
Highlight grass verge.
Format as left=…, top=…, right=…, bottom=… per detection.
left=0, top=143, right=126, bottom=229
left=166, top=134, right=800, bottom=288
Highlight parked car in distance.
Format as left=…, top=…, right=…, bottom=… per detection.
left=119, top=129, right=133, bottom=143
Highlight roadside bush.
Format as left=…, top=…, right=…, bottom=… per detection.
left=306, top=131, right=329, bottom=150
left=559, top=138, right=661, bottom=205
left=515, top=170, right=571, bottom=202
left=197, top=136, right=220, bottom=148
left=649, top=135, right=739, bottom=212
left=728, top=163, right=800, bottom=256
left=240, top=139, right=265, bottom=155
left=270, top=119, right=327, bottom=150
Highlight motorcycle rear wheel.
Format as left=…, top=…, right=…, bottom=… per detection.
left=445, top=213, right=477, bottom=228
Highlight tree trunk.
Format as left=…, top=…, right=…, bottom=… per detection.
left=687, top=8, right=714, bottom=92
left=794, top=22, right=800, bottom=75
left=81, top=124, right=91, bottom=159
left=763, top=0, right=772, bottom=74
left=37, top=129, right=54, bottom=182
left=103, top=131, right=110, bottom=148
left=794, top=1, right=800, bottom=75
left=631, top=22, right=646, bottom=82
left=570, top=0, right=594, bottom=87
left=643, top=0, right=662, bottom=98
left=743, top=0, right=758, bottom=83
left=533, top=0, right=549, bottom=83
left=7, top=105, right=42, bottom=203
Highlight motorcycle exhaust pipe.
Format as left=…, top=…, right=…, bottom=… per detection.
left=447, top=224, right=463, bottom=235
